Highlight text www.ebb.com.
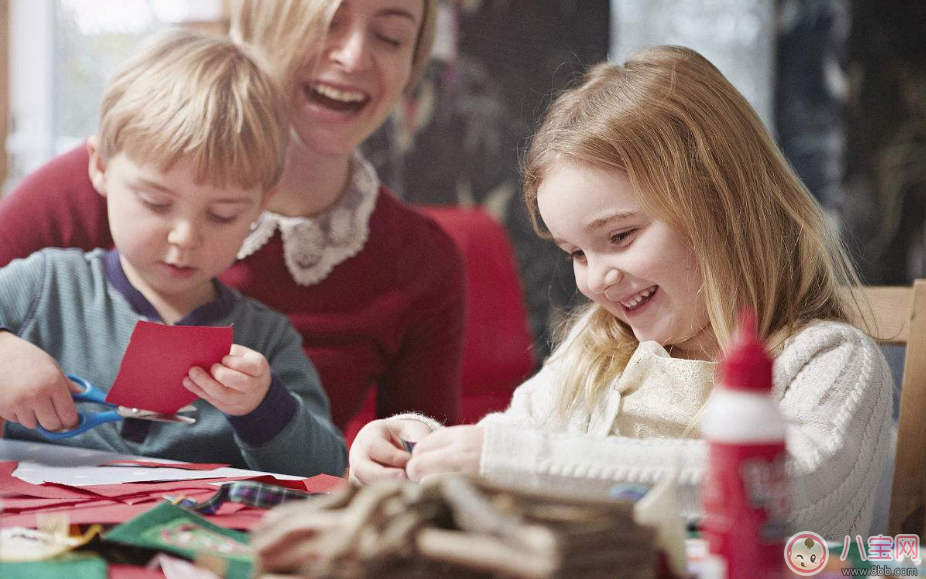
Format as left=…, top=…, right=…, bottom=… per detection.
left=842, top=565, right=919, bottom=576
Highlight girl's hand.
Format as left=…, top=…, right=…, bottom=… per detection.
left=348, top=418, right=433, bottom=485
left=0, top=332, right=79, bottom=431
left=405, top=425, right=485, bottom=482
left=183, top=344, right=271, bottom=416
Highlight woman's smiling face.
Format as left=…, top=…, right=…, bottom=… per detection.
left=290, top=0, right=424, bottom=157
left=537, top=158, right=717, bottom=360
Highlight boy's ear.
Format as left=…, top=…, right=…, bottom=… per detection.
left=86, top=136, right=108, bottom=197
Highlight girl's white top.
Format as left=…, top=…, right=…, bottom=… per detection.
left=397, top=318, right=893, bottom=540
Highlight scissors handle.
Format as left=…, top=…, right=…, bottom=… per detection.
left=36, top=374, right=118, bottom=439
left=65, top=374, right=109, bottom=404
left=37, top=410, right=123, bottom=439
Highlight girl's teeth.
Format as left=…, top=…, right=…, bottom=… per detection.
left=621, top=287, right=655, bottom=309
left=314, top=84, right=365, bottom=103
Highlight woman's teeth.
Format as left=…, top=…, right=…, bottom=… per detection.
left=621, top=286, right=656, bottom=309
left=313, top=84, right=365, bottom=103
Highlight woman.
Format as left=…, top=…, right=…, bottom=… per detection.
left=0, top=0, right=465, bottom=434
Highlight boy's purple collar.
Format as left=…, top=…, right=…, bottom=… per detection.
left=103, top=249, right=238, bottom=325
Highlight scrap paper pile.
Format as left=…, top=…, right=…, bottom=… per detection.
left=251, top=475, right=663, bottom=579
left=0, top=504, right=254, bottom=579
left=0, top=456, right=344, bottom=531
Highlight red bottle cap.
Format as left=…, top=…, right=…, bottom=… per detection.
left=718, top=309, right=773, bottom=392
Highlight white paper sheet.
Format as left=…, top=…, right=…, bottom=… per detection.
left=0, top=439, right=301, bottom=486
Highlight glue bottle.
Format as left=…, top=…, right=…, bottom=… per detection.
left=700, top=310, right=789, bottom=579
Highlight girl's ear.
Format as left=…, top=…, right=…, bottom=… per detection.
left=86, top=136, right=108, bottom=197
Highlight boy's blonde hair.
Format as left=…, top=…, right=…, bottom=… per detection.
left=231, top=0, right=437, bottom=92
left=98, top=28, right=289, bottom=192
left=522, top=46, right=862, bottom=416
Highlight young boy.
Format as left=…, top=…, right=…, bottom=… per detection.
left=0, top=28, right=347, bottom=477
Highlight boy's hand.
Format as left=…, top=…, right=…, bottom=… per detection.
left=405, top=425, right=485, bottom=483
left=182, top=344, right=271, bottom=416
left=348, top=418, right=434, bottom=486
left=0, top=332, right=79, bottom=431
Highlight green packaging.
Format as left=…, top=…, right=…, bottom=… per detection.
left=105, top=501, right=252, bottom=579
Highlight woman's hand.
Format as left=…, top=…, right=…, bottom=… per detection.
left=183, top=344, right=272, bottom=416
left=405, top=425, right=485, bottom=482
left=348, top=418, right=433, bottom=485
left=0, top=332, right=79, bottom=431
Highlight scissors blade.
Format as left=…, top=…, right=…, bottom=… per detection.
left=116, top=407, right=197, bottom=424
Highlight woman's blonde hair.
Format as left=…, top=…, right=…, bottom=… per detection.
left=231, top=0, right=436, bottom=92
left=522, top=45, right=863, bottom=416
left=98, top=28, right=289, bottom=192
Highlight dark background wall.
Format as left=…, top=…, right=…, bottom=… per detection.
left=363, top=0, right=610, bottom=359
left=840, top=0, right=926, bottom=285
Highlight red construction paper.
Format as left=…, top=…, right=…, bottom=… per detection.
left=0, top=465, right=344, bottom=530
left=105, top=321, right=233, bottom=414
left=298, top=473, right=347, bottom=493
left=51, top=478, right=249, bottom=499
left=120, top=489, right=214, bottom=505
left=0, top=498, right=152, bottom=527
left=204, top=510, right=267, bottom=530
left=0, top=496, right=95, bottom=512
left=100, top=459, right=230, bottom=470
left=214, top=501, right=248, bottom=515
left=1, top=498, right=268, bottom=530
left=0, top=461, right=95, bottom=499
left=108, top=564, right=167, bottom=579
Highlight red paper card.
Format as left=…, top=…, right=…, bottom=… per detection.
left=105, top=321, right=233, bottom=414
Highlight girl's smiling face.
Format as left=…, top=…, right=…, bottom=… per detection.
left=537, top=158, right=718, bottom=360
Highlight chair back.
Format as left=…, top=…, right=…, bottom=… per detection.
left=342, top=206, right=535, bottom=447
left=851, top=280, right=926, bottom=535
left=419, top=206, right=535, bottom=424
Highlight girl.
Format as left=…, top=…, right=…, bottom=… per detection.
left=349, top=45, right=894, bottom=540
left=0, top=0, right=466, bottom=434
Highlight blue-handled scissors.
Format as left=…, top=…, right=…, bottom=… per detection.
left=37, top=374, right=197, bottom=440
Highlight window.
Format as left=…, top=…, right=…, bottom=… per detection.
left=4, top=0, right=225, bottom=191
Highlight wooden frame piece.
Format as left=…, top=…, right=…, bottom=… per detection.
left=853, top=280, right=926, bottom=536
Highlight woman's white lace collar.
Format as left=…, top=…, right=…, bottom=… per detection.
left=237, top=153, right=380, bottom=286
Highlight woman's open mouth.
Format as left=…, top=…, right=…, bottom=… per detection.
left=305, top=83, right=369, bottom=113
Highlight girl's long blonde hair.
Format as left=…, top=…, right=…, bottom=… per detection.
left=522, top=46, right=863, bottom=417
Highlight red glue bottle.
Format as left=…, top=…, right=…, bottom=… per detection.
left=700, top=310, right=789, bottom=579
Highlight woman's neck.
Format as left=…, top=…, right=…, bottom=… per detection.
left=267, top=138, right=353, bottom=218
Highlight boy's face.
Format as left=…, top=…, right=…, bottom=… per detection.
left=89, top=143, right=264, bottom=313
